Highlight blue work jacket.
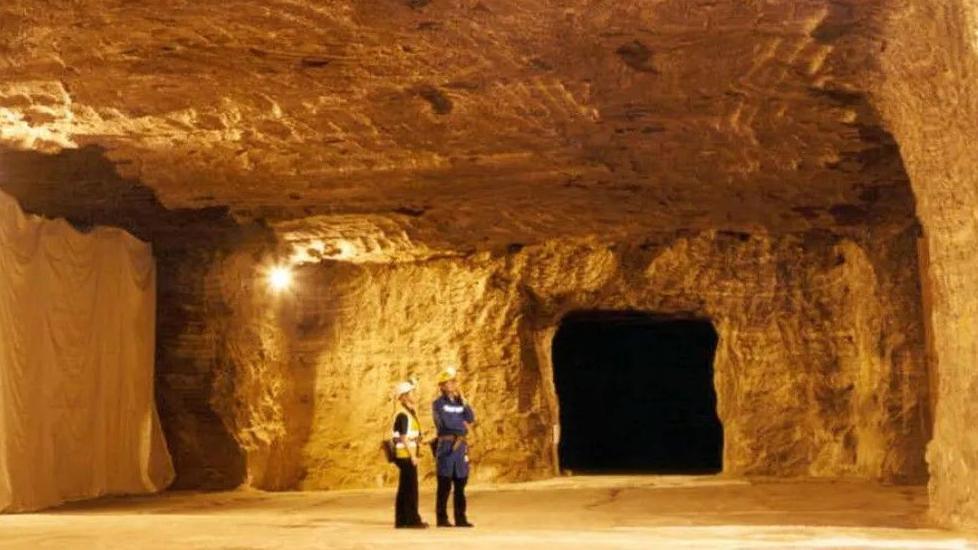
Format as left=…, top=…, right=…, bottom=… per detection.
left=432, top=394, right=475, bottom=478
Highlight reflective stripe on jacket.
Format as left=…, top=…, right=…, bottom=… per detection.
left=392, top=406, right=421, bottom=459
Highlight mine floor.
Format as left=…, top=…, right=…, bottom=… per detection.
left=0, top=476, right=972, bottom=549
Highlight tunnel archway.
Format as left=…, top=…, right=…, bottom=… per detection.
left=552, top=311, right=723, bottom=474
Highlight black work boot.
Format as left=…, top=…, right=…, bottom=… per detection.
left=405, top=521, right=429, bottom=529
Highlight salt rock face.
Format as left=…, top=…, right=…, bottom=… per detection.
left=872, top=0, right=978, bottom=530
left=0, top=0, right=915, bottom=247
left=204, top=229, right=928, bottom=490
left=2, top=0, right=976, bottom=530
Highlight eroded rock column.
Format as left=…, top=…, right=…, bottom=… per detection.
left=876, top=0, right=978, bottom=529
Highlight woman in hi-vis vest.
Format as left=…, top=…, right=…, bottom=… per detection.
left=391, top=380, right=428, bottom=528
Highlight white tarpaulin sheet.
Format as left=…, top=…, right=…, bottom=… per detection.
left=0, top=189, right=173, bottom=512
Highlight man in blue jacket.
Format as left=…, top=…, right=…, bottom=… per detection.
left=431, top=366, right=475, bottom=527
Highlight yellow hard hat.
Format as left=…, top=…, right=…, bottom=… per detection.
left=436, top=366, right=457, bottom=384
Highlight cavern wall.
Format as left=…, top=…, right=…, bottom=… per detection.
left=0, top=147, right=273, bottom=490
left=207, top=228, right=928, bottom=490
left=0, top=0, right=940, bottom=501
left=875, top=0, right=978, bottom=529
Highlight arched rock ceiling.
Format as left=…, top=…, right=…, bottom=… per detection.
left=0, top=0, right=915, bottom=253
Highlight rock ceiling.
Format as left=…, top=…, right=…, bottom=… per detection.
left=0, top=1, right=916, bottom=252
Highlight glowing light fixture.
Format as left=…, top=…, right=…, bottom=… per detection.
left=267, top=265, right=293, bottom=292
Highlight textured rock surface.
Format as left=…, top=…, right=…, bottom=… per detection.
left=872, top=0, right=978, bottom=530
left=0, top=0, right=913, bottom=248
left=205, top=229, right=928, bottom=490
left=0, top=0, right=962, bottom=525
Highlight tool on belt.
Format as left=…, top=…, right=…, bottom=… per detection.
left=440, top=434, right=467, bottom=451
left=429, top=434, right=467, bottom=455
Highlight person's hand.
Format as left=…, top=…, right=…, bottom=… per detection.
left=411, top=456, right=419, bottom=466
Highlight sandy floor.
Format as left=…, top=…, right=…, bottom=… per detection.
left=0, top=476, right=973, bottom=549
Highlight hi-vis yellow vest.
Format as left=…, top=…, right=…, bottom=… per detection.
left=391, top=406, right=421, bottom=459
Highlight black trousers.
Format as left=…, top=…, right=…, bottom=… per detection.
left=394, top=458, right=422, bottom=527
left=436, top=475, right=468, bottom=524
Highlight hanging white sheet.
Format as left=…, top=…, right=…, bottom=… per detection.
left=0, top=189, right=173, bottom=512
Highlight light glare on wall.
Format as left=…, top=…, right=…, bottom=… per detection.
left=267, top=266, right=293, bottom=292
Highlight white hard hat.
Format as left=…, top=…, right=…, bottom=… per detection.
left=394, top=380, right=415, bottom=397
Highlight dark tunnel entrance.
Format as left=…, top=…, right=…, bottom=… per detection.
left=552, top=311, right=723, bottom=474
